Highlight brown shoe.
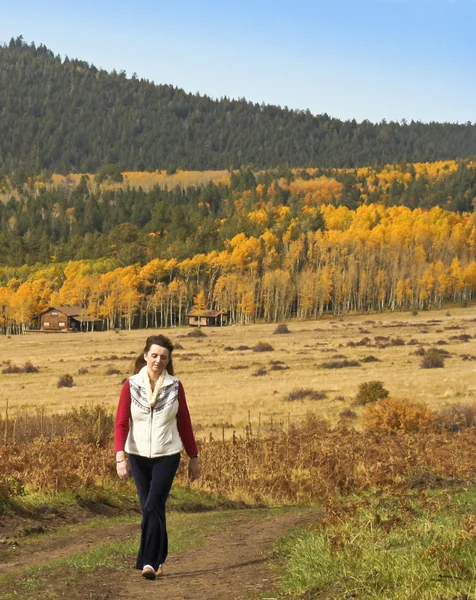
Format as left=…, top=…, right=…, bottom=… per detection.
left=141, top=566, right=157, bottom=580
left=156, top=565, right=164, bottom=577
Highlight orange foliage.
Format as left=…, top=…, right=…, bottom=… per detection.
left=362, top=398, right=441, bottom=434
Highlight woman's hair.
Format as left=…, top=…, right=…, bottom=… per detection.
left=133, top=334, right=175, bottom=375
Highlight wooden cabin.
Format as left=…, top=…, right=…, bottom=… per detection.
left=186, top=309, right=226, bottom=327
left=36, top=306, right=102, bottom=332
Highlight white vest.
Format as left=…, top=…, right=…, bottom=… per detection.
left=125, top=370, right=183, bottom=458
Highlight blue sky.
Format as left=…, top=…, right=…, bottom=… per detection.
left=1, top=0, right=474, bottom=124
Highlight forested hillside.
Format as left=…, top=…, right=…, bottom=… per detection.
left=1, top=161, right=476, bottom=333
left=1, top=160, right=475, bottom=267
left=2, top=37, right=476, bottom=177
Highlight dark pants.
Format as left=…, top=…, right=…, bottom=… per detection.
left=128, top=452, right=181, bottom=570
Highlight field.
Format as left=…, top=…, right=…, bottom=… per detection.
left=1, top=307, right=476, bottom=599
left=1, top=306, right=475, bottom=438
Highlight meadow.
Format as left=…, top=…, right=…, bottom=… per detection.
left=1, top=305, right=475, bottom=438
left=1, top=307, right=476, bottom=599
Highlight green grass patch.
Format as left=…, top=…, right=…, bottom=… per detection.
left=4, top=482, right=248, bottom=521
left=271, top=487, right=476, bottom=599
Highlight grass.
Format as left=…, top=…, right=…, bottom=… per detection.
left=271, top=487, right=476, bottom=600
left=8, top=482, right=239, bottom=514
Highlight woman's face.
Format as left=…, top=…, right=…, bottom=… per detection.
left=144, top=344, right=170, bottom=377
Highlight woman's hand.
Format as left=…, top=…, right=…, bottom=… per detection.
left=188, top=457, right=200, bottom=482
left=116, top=453, right=130, bottom=481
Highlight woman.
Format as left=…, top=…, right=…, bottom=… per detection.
left=115, top=334, right=200, bottom=580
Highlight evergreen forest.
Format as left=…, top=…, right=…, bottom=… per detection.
left=2, top=36, right=476, bottom=177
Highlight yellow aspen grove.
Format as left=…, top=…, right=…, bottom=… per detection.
left=262, top=269, right=292, bottom=322
left=418, top=267, right=436, bottom=307
left=0, top=287, right=14, bottom=334
left=283, top=235, right=306, bottom=274
left=4, top=194, right=476, bottom=334
left=375, top=270, right=387, bottom=311
left=193, top=290, right=207, bottom=312
left=167, top=279, right=188, bottom=326
left=152, top=282, right=168, bottom=328
left=11, top=283, right=36, bottom=333
left=227, top=234, right=262, bottom=272
left=96, top=266, right=141, bottom=330
left=449, top=257, right=465, bottom=300
left=240, top=289, right=256, bottom=324
left=296, top=269, right=316, bottom=320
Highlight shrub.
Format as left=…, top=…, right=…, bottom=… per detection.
left=282, top=388, right=327, bottom=402
left=273, top=323, right=291, bottom=334
left=320, top=359, right=360, bottom=369
left=2, top=362, right=39, bottom=374
left=105, top=367, right=121, bottom=375
left=270, top=363, right=289, bottom=371
left=252, top=367, right=267, bottom=377
left=0, top=474, right=25, bottom=501
left=439, top=402, right=476, bottom=430
left=230, top=365, right=249, bottom=370
left=78, top=367, right=89, bottom=375
left=57, top=374, right=75, bottom=388
left=236, top=345, right=250, bottom=351
left=413, top=347, right=426, bottom=356
left=420, top=348, right=445, bottom=369
left=174, top=342, right=184, bottom=350
left=339, top=409, right=358, bottom=420
left=354, top=381, right=389, bottom=406
left=2, top=364, right=23, bottom=374
left=253, top=341, right=274, bottom=352
left=65, top=403, right=114, bottom=447
left=390, top=337, right=405, bottom=346
left=187, top=328, right=207, bottom=338
left=363, top=397, right=440, bottom=433
left=361, top=355, right=380, bottom=363
left=450, top=334, right=472, bottom=342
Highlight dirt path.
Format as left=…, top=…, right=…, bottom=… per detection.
left=0, top=508, right=319, bottom=600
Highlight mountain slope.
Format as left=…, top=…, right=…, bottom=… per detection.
left=1, top=36, right=476, bottom=176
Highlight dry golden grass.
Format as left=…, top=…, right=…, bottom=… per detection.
left=48, top=170, right=232, bottom=191
left=1, top=306, right=475, bottom=438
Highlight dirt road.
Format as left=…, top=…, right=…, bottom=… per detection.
left=0, top=508, right=319, bottom=600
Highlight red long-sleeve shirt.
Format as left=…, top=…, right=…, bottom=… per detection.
left=114, top=379, right=198, bottom=457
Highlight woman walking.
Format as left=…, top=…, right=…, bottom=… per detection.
left=115, top=334, right=200, bottom=580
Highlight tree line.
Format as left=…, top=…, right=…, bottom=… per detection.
left=1, top=160, right=476, bottom=268
left=2, top=37, right=476, bottom=178
left=1, top=203, right=475, bottom=333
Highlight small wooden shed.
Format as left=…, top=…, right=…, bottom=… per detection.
left=37, top=306, right=101, bottom=332
left=186, top=310, right=226, bottom=327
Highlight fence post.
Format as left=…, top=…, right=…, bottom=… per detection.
left=4, top=399, right=9, bottom=445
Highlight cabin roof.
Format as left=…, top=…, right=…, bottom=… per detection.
left=38, top=306, right=99, bottom=322
left=187, top=310, right=223, bottom=318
